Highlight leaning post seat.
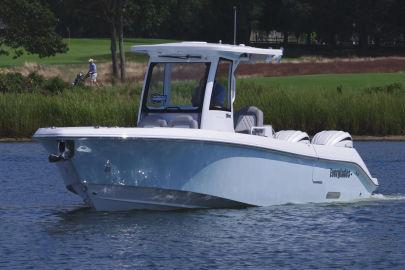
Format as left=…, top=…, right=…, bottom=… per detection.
left=275, top=130, right=310, bottom=144
left=138, top=115, right=168, bottom=128
left=312, top=130, right=353, bottom=148
left=234, top=106, right=264, bottom=133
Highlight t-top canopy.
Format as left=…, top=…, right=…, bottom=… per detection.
left=132, top=42, right=283, bottom=63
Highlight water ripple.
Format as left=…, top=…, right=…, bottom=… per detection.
left=1, top=141, right=405, bottom=269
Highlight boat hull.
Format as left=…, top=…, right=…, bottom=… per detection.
left=85, top=184, right=251, bottom=211
left=38, top=136, right=378, bottom=211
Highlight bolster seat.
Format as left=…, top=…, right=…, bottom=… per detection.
left=234, top=106, right=264, bottom=133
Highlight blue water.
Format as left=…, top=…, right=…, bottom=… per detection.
left=1, top=141, right=405, bottom=269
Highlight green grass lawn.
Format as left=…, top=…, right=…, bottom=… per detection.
left=241, top=72, right=405, bottom=92
left=0, top=38, right=175, bottom=67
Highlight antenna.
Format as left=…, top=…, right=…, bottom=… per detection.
left=233, top=6, right=237, bottom=45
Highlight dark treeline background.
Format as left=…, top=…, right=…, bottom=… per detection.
left=44, top=0, right=405, bottom=49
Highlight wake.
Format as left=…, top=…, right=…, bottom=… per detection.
left=364, top=193, right=405, bottom=202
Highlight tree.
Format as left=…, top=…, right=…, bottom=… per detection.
left=157, top=0, right=202, bottom=40
left=0, top=0, right=67, bottom=58
left=195, top=0, right=259, bottom=44
left=383, top=0, right=405, bottom=44
left=100, top=0, right=128, bottom=82
left=310, top=0, right=353, bottom=46
left=117, top=0, right=127, bottom=82
left=44, top=0, right=128, bottom=82
left=259, top=0, right=313, bottom=45
left=99, top=0, right=120, bottom=80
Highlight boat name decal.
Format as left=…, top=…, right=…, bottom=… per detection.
left=330, top=169, right=352, bottom=179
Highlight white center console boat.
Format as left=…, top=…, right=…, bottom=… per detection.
left=34, top=42, right=378, bottom=211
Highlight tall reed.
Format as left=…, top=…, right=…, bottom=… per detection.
left=1, top=79, right=405, bottom=137
left=0, top=87, right=139, bottom=137
left=235, top=80, right=405, bottom=135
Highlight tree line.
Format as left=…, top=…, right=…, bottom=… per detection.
left=2, top=0, right=405, bottom=81
left=48, top=0, right=405, bottom=48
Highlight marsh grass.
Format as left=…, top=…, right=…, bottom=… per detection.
left=1, top=74, right=405, bottom=138
left=0, top=85, right=141, bottom=137
left=235, top=80, right=405, bottom=135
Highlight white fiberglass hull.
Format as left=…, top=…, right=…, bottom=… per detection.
left=34, top=127, right=378, bottom=211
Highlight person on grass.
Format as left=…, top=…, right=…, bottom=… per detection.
left=88, top=58, right=99, bottom=86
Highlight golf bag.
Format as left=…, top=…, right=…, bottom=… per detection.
left=72, top=72, right=89, bottom=86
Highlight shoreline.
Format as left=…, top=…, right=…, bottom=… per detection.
left=0, top=137, right=33, bottom=142
left=1, top=135, right=405, bottom=142
left=352, top=135, right=405, bottom=141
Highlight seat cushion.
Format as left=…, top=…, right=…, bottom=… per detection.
left=138, top=115, right=168, bottom=127
left=169, top=115, right=198, bottom=129
left=234, top=106, right=264, bottom=133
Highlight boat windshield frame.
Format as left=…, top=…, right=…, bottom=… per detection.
left=141, top=61, right=212, bottom=113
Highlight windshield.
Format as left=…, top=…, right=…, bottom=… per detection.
left=144, top=62, right=210, bottom=111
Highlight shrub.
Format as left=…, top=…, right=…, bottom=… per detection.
left=27, top=72, right=45, bottom=89
left=0, top=72, right=68, bottom=94
left=0, top=72, right=27, bottom=93
left=364, top=82, right=403, bottom=94
left=42, top=76, right=69, bottom=93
